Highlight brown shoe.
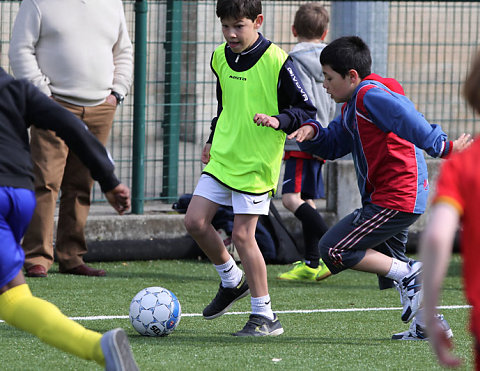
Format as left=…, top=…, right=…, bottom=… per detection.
left=60, top=264, right=106, bottom=277
left=26, top=265, right=48, bottom=278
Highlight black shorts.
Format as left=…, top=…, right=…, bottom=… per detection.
left=319, top=203, right=420, bottom=289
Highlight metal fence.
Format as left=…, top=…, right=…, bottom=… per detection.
left=0, top=1, right=479, bottom=211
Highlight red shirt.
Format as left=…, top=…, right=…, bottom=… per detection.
left=433, top=137, right=480, bottom=333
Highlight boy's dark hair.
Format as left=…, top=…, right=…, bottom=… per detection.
left=216, top=0, right=262, bottom=21
left=320, top=36, right=372, bottom=78
left=464, top=50, right=480, bottom=114
left=294, top=3, right=329, bottom=39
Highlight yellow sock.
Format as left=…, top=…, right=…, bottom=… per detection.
left=0, top=284, right=105, bottom=366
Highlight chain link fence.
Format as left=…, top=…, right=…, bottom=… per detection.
left=0, top=1, right=478, bottom=207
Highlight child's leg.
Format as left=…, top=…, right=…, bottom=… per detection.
left=318, top=205, right=418, bottom=276
left=185, top=185, right=248, bottom=320
left=0, top=282, right=104, bottom=366
left=232, top=214, right=269, bottom=300
left=231, top=214, right=283, bottom=337
left=184, top=194, right=231, bottom=265
left=281, top=157, right=328, bottom=268
left=232, top=214, right=273, bottom=319
left=185, top=195, right=244, bottom=287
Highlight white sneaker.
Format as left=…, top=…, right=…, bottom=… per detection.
left=392, top=314, right=453, bottom=340
left=395, top=260, right=423, bottom=323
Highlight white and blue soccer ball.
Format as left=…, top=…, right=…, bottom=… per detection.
left=129, top=286, right=181, bottom=336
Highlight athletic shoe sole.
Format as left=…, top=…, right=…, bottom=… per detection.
left=101, top=328, right=139, bottom=371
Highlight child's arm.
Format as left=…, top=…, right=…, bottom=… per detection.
left=201, top=143, right=212, bottom=164
left=24, top=82, right=122, bottom=195
left=362, top=88, right=471, bottom=158
left=289, top=117, right=352, bottom=160
left=420, top=202, right=462, bottom=368
left=272, top=58, right=317, bottom=133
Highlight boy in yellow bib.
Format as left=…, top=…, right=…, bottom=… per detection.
left=184, top=0, right=316, bottom=336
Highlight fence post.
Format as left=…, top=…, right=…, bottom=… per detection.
left=330, top=1, right=389, bottom=76
left=132, top=0, right=148, bottom=214
left=162, top=0, right=182, bottom=202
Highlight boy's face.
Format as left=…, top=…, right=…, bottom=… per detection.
left=322, top=65, right=360, bottom=103
left=221, top=15, right=263, bottom=54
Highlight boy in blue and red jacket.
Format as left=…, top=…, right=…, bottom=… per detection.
left=290, top=36, right=471, bottom=340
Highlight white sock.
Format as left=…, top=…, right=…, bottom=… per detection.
left=385, top=259, right=410, bottom=282
left=214, top=257, right=243, bottom=288
left=251, top=295, right=274, bottom=320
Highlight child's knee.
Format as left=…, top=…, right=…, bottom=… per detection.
left=184, top=213, right=204, bottom=235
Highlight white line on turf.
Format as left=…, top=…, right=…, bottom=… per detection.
left=0, top=305, right=469, bottom=323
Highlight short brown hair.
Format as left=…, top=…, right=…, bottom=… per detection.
left=464, top=50, right=480, bottom=114
left=294, top=3, right=329, bottom=39
left=216, top=0, right=262, bottom=22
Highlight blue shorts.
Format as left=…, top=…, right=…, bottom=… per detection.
left=0, top=187, right=36, bottom=288
left=319, top=203, right=420, bottom=289
left=282, top=157, right=325, bottom=199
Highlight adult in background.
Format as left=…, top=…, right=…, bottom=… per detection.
left=9, top=0, right=134, bottom=277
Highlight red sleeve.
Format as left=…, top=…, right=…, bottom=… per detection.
left=432, top=156, right=465, bottom=215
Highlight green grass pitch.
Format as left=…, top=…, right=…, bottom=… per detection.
left=0, top=255, right=473, bottom=370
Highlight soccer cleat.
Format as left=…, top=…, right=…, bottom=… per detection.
left=315, top=259, right=332, bottom=281
left=203, top=273, right=250, bottom=320
left=277, top=260, right=331, bottom=282
left=395, top=260, right=423, bottom=323
left=232, top=314, right=284, bottom=337
left=101, top=328, right=139, bottom=371
left=391, top=314, right=453, bottom=340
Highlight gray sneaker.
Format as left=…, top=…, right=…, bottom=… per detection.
left=101, top=328, right=139, bottom=371
left=233, top=314, right=284, bottom=337
left=395, top=260, right=423, bottom=323
left=203, top=273, right=250, bottom=320
left=392, top=314, right=453, bottom=340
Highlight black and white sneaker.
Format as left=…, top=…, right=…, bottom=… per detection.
left=395, top=260, right=423, bottom=323
left=232, top=314, right=284, bottom=337
left=203, top=273, right=250, bottom=320
left=392, top=314, right=453, bottom=340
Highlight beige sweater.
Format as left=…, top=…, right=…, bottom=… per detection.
left=9, top=0, right=133, bottom=106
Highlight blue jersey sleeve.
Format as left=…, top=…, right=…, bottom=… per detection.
left=362, top=88, right=448, bottom=158
left=298, top=115, right=352, bottom=160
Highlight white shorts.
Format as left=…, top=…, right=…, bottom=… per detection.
left=193, top=174, right=271, bottom=215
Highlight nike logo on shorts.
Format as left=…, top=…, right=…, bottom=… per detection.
left=253, top=199, right=263, bottom=204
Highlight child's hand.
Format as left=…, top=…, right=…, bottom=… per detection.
left=105, top=184, right=131, bottom=215
left=202, top=143, right=211, bottom=164
left=428, top=318, right=462, bottom=368
left=253, top=113, right=279, bottom=129
left=287, top=125, right=315, bottom=142
left=452, top=133, right=473, bottom=153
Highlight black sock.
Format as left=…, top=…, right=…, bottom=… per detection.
left=294, top=203, right=329, bottom=268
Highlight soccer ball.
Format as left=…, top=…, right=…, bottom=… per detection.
left=129, top=286, right=181, bottom=336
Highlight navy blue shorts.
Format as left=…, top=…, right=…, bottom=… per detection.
left=282, top=157, right=325, bottom=199
left=0, top=187, right=36, bottom=288
left=319, top=203, right=420, bottom=289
